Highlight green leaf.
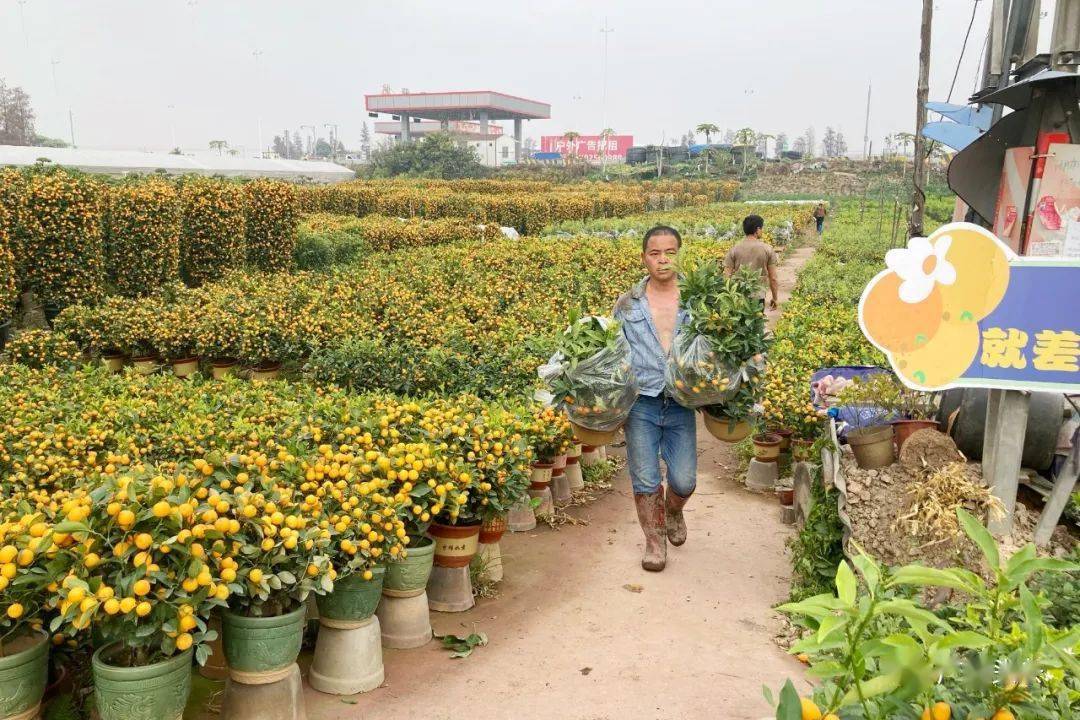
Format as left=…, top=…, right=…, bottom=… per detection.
left=806, top=661, right=846, bottom=680
left=761, top=684, right=775, bottom=707
left=51, top=521, right=90, bottom=535
left=851, top=548, right=880, bottom=595
left=1019, top=583, right=1044, bottom=654
left=874, top=599, right=952, bottom=630
left=835, top=561, right=857, bottom=605
left=816, top=614, right=848, bottom=645
left=840, top=671, right=901, bottom=706
left=932, top=631, right=993, bottom=651
left=957, top=507, right=999, bottom=571
left=776, top=680, right=803, bottom=720
left=889, top=565, right=979, bottom=595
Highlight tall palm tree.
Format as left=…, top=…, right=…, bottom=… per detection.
left=733, top=127, right=756, bottom=170
left=208, top=140, right=228, bottom=156
left=695, top=123, right=719, bottom=145
left=562, top=131, right=581, bottom=164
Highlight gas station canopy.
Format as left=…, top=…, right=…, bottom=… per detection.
left=365, top=91, right=550, bottom=122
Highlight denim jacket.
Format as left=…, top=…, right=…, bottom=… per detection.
left=613, top=277, right=690, bottom=397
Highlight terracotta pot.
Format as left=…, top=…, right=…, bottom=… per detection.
left=529, top=461, right=554, bottom=489
left=171, top=357, right=200, bottom=379
left=479, top=515, right=507, bottom=544
left=892, top=419, right=939, bottom=452
left=569, top=422, right=619, bottom=447
left=428, top=521, right=481, bottom=568
left=210, top=358, right=238, bottom=380
left=131, top=355, right=158, bottom=375
left=566, top=442, right=583, bottom=459
left=552, top=454, right=568, bottom=471
left=752, top=433, right=783, bottom=463
left=101, top=352, right=127, bottom=374
left=250, top=361, right=281, bottom=383
left=702, top=411, right=751, bottom=442
left=777, top=487, right=795, bottom=505
left=848, top=425, right=895, bottom=469
left=770, top=428, right=794, bottom=450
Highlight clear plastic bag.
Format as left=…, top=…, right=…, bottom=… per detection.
left=665, top=329, right=766, bottom=409
left=538, top=317, right=639, bottom=432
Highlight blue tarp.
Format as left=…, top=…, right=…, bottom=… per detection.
left=926, top=102, right=994, bottom=131
left=531, top=152, right=561, bottom=160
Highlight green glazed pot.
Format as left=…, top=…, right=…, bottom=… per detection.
left=92, top=645, right=192, bottom=720
left=383, top=537, right=435, bottom=593
left=221, top=606, right=306, bottom=683
left=316, top=567, right=385, bottom=621
left=0, top=631, right=48, bottom=720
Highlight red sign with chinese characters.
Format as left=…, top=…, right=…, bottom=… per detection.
left=540, top=135, right=633, bottom=159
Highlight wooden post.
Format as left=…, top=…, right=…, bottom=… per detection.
left=983, top=390, right=1031, bottom=535
left=909, top=0, right=933, bottom=238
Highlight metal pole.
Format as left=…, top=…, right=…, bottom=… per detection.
left=253, top=50, right=263, bottom=157
left=51, top=59, right=60, bottom=95
left=17, top=0, right=28, bottom=49
left=68, top=108, right=75, bottom=148
left=862, top=81, right=872, bottom=159
left=600, top=18, right=615, bottom=149
left=909, top=0, right=932, bottom=238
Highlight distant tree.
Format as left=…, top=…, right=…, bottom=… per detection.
left=685, top=128, right=696, bottom=146
left=835, top=130, right=848, bottom=157
left=722, top=128, right=736, bottom=144
left=227, top=149, right=240, bottom=157
left=0, top=78, right=37, bottom=146
left=756, top=133, right=775, bottom=156
left=792, top=137, right=807, bottom=155
left=359, top=122, right=372, bottom=161
left=895, top=132, right=916, bottom=156
left=802, top=127, right=816, bottom=158
left=733, top=128, right=756, bottom=170
left=272, top=135, right=288, bottom=158
left=208, top=140, right=228, bottom=156
left=32, top=134, right=67, bottom=148
left=822, top=127, right=838, bottom=158
left=369, top=131, right=486, bottom=179
left=562, top=131, right=581, bottom=163
left=775, top=132, right=788, bottom=153
left=696, top=123, right=719, bottom=144
left=314, top=138, right=333, bottom=158
left=169, top=147, right=183, bottom=155
left=523, top=137, right=537, bottom=154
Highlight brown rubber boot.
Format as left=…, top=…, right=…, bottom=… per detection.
left=665, top=489, right=691, bottom=547
left=633, top=491, right=667, bottom=571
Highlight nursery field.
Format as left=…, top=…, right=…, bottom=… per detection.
left=0, top=168, right=1077, bottom=720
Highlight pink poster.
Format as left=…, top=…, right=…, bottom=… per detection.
left=1027, top=143, right=1080, bottom=257
left=540, top=135, right=633, bottom=159
left=992, top=147, right=1033, bottom=254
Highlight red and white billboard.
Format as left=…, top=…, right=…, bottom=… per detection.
left=541, top=134, right=633, bottom=159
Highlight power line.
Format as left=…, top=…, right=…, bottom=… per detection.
left=948, top=0, right=983, bottom=102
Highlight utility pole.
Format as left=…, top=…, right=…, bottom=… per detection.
left=68, top=109, right=75, bottom=148
left=18, top=0, right=29, bottom=48
left=301, top=124, right=316, bottom=159
left=253, top=50, right=264, bottom=158
left=862, top=81, right=872, bottom=159
left=908, top=0, right=933, bottom=238
left=324, top=123, right=339, bottom=162
left=50, top=58, right=60, bottom=95
left=600, top=18, right=615, bottom=172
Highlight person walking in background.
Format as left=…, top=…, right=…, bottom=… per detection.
left=813, top=202, right=827, bottom=234
left=612, top=225, right=697, bottom=572
left=724, top=214, right=779, bottom=310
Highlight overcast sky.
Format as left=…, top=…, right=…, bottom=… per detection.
left=2, top=0, right=994, bottom=156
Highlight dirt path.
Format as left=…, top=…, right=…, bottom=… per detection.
left=304, top=243, right=819, bottom=720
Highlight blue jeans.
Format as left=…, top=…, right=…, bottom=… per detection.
left=624, top=394, right=697, bottom=496
left=815, top=217, right=825, bottom=234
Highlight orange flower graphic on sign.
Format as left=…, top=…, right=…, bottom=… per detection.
left=858, top=222, right=1015, bottom=390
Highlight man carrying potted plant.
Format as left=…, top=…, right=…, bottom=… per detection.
left=612, top=226, right=696, bottom=572
left=724, top=214, right=779, bottom=311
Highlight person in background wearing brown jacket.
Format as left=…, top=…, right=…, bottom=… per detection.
left=723, top=214, right=779, bottom=310
left=813, top=202, right=827, bottom=234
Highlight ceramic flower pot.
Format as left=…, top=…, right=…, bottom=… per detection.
left=570, top=422, right=619, bottom=447
left=171, top=357, right=200, bottom=379
left=92, top=644, right=192, bottom=720
left=529, top=461, right=554, bottom=489
left=211, top=358, right=238, bottom=380
left=478, top=515, right=507, bottom=544
left=249, top=362, right=281, bottom=383
left=752, top=433, right=783, bottom=463
left=702, top=411, right=751, bottom=442
left=221, top=606, right=306, bottom=685
left=101, top=352, right=127, bottom=374
left=383, top=537, right=435, bottom=594
left=428, top=521, right=481, bottom=568
left=848, top=425, right=895, bottom=469
left=0, top=631, right=48, bottom=720
left=131, top=355, right=159, bottom=376
left=316, top=568, right=385, bottom=622
left=891, top=419, right=939, bottom=452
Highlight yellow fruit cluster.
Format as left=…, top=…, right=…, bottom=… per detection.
left=3, top=329, right=82, bottom=369
left=178, top=176, right=246, bottom=286
left=104, top=177, right=181, bottom=297
left=243, top=179, right=299, bottom=272
left=18, top=167, right=106, bottom=306
left=0, top=199, right=15, bottom=319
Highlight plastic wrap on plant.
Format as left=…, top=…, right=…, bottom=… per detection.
left=538, top=322, right=639, bottom=432
left=665, top=331, right=766, bottom=409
